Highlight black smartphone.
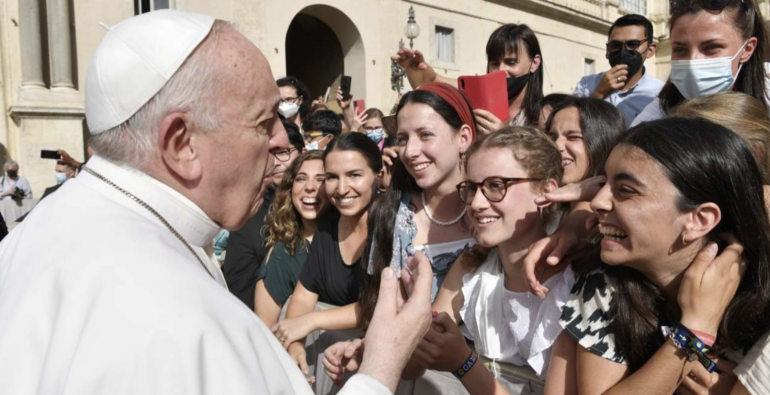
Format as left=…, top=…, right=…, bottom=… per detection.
left=41, top=150, right=60, bottom=160
left=340, top=75, right=352, bottom=101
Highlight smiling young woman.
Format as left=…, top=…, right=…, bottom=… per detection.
left=271, top=132, right=383, bottom=378
left=559, top=117, right=770, bottom=394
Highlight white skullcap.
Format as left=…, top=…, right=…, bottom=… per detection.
left=85, top=10, right=215, bottom=134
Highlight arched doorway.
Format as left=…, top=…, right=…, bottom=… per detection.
left=285, top=5, right=366, bottom=103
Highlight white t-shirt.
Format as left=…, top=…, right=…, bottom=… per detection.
left=459, top=248, right=575, bottom=378
left=735, top=330, right=770, bottom=395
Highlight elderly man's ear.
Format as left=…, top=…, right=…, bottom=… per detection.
left=157, top=112, right=203, bottom=182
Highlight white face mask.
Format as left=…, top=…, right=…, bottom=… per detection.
left=670, top=41, right=749, bottom=100
left=278, top=101, right=299, bottom=118
left=55, top=172, right=68, bottom=184
left=306, top=140, right=321, bottom=151
left=365, top=128, right=384, bottom=143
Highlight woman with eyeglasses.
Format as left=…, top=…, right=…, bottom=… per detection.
left=324, top=128, right=572, bottom=395
left=277, top=76, right=312, bottom=132
left=631, top=0, right=769, bottom=126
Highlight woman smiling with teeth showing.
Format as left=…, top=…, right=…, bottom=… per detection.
left=272, top=132, right=382, bottom=380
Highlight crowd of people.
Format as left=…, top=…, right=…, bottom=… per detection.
left=1, top=1, right=770, bottom=394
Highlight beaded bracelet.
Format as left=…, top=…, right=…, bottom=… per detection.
left=452, top=351, right=479, bottom=380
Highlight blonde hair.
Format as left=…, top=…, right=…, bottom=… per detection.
left=671, top=92, right=770, bottom=183
left=459, top=126, right=564, bottom=271
left=263, top=150, right=325, bottom=255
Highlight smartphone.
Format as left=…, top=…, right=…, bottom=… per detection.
left=340, top=75, right=352, bottom=101
left=354, top=99, right=366, bottom=116
left=41, top=150, right=60, bottom=160
left=457, top=71, right=509, bottom=122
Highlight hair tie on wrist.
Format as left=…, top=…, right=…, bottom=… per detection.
left=690, top=329, right=717, bottom=348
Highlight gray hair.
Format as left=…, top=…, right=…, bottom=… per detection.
left=89, top=20, right=233, bottom=170
left=4, top=159, right=18, bottom=169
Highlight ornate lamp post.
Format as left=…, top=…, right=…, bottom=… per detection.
left=391, top=7, right=421, bottom=91
left=404, top=6, right=420, bottom=49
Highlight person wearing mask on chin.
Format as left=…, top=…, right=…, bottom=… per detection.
left=574, top=14, right=663, bottom=125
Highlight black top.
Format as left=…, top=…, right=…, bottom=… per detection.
left=223, top=187, right=275, bottom=310
left=257, top=240, right=309, bottom=305
left=298, top=212, right=363, bottom=306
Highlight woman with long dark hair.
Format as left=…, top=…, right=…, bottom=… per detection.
left=254, top=150, right=330, bottom=328
left=545, top=97, right=626, bottom=185
left=392, top=24, right=544, bottom=132
left=560, top=117, right=770, bottom=393
left=631, top=0, right=769, bottom=126
left=359, top=82, right=477, bottom=329
left=272, top=133, right=382, bottom=377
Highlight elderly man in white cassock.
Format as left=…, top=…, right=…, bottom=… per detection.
left=0, top=10, right=433, bottom=395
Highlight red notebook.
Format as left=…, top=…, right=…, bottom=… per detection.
left=458, top=71, right=509, bottom=122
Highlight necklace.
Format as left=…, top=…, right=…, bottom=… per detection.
left=81, top=165, right=215, bottom=280
left=421, top=190, right=466, bottom=226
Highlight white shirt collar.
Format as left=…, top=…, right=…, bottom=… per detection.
left=81, top=155, right=221, bottom=248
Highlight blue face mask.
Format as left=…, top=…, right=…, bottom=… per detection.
left=55, top=172, right=68, bottom=184
left=365, top=128, right=384, bottom=143
left=670, top=41, right=749, bottom=100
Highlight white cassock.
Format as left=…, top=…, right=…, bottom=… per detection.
left=0, top=155, right=389, bottom=395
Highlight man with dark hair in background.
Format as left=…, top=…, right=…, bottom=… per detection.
left=302, top=110, right=341, bottom=150
left=223, top=118, right=304, bottom=310
left=574, top=14, right=664, bottom=124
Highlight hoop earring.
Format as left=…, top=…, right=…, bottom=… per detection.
left=681, top=231, right=688, bottom=245
left=538, top=206, right=543, bottom=222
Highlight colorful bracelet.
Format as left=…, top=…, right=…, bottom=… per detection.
left=452, top=351, right=478, bottom=380
left=669, top=325, right=718, bottom=373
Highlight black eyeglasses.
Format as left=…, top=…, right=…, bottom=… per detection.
left=272, top=147, right=298, bottom=162
left=281, top=96, right=300, bottom=104
left=456, top=177, right=542, bottom=205
left=606, top=39, right=648, bottom=53
left=669, top=0, right=744, bottom=13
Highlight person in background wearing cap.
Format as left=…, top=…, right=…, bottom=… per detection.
left=0, top=10, right=432, bottom=395
left=573, top=14, right=663, bottom=125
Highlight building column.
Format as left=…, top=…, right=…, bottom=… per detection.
left=18, top=0, right=46, bottom=87
left=47, top=0, right=74, bottom=89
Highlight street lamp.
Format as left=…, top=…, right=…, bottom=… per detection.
left=404, top=6, right=420, bottom=49
left=391, top=7, right=421, bottom=92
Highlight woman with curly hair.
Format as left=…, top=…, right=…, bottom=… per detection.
left=255, top=150, right=331, bottom=327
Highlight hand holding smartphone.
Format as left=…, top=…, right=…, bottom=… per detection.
left=457, top=71, right=509, bottom=121
left=340, top=76, right=352, bottom=101
left=41, top=150, right=61, bottom=160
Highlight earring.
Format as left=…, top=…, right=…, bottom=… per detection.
left=681, top=231, right=688, bottom=245
left=538, top=206, right=543, bottom=222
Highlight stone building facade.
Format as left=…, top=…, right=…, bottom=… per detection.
left=0, top=0, right=754, bottom=197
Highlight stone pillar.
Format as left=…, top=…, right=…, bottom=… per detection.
left=47, top=0, right=74, bottom=89
left=18, top=0, right=46, bottom=87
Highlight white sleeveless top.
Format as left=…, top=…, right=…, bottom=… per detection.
left=459, top=248, right=574, bottom=378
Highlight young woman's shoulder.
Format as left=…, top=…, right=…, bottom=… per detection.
left=559, top=266, right=626, bottom=365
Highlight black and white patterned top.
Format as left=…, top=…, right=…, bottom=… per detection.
left=559, top=267, right=626, bottom=364
left=559, top=266, right=748, bottom=366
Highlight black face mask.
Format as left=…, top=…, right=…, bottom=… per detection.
left=6, top=170, right=17, bottom=178
left=507, top=73, right=531, bottom=101
left=609, top=47, right=645, bottom=78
